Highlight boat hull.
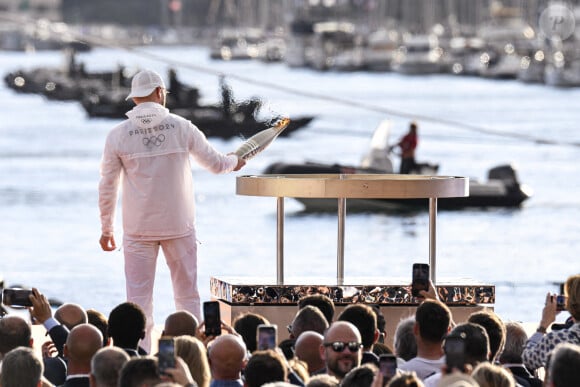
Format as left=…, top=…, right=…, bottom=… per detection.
left=264, top=162, right=531, bottom=212
left=296, top=192, right=529, bottom=213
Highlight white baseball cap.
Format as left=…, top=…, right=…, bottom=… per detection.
left=126, top=70, right=166, bottom=100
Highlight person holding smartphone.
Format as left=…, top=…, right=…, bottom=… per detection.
left=522, top=274, right=580, bottom=372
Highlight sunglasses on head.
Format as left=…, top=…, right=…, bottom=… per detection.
left=323, top=341, right=362, bottom=352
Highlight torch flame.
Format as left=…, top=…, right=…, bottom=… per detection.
left=275, top=117, right=291, bottom=129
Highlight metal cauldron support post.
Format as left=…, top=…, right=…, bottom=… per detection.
left=337, top=197, right=346, bottom=285
left=429, top=197, right=437, bottom=284
left=277, top=197, right=284, bottom=285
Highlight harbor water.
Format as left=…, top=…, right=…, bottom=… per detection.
left=1, top=45, right=579, bottom=328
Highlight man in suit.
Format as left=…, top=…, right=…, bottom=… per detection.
left=61, top=324, right=103, bottom=387
left=30, top=288, right=86, bottom=385
left=108, top=302, right=146, bottom=357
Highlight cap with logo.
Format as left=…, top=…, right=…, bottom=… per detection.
left=126, top=70, right=166, bottom=100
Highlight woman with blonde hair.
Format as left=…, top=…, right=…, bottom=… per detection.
left=175, top=335, right=211, bottom=387
left=471, top=362, right=515, bottom=387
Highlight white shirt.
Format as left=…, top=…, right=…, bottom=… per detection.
left=99, top=102, right=238, bottom=239
left=398, top=355, right=445, bottom=380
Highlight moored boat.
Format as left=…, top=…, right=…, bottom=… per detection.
left=81, top=76, right=315, bottom=139
left=263, top=120, right=532, bottom=212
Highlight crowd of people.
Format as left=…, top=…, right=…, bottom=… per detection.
left=0, top=274, right=578, bottom=387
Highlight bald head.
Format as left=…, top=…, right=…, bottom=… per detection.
left=0, top=316, right=32, bottom=356
left=64, top=323, right=103, bottom=371
left=295, top=331, right=325, bottom=375
left=55, top=303, right=87, bottom=330
left=163, top=310, right=198, bottom=337
left=324, top=321, right=361, bottom=343
left=208, top=334, right=247, bottom=380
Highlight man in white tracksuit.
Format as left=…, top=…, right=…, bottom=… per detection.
left=98, top=69, right=245, bottom=352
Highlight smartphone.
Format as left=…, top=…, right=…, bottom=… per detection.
left=2, top=288, right=33, bottom=307
left=379, top=354, right=397, bottom=385
left=158, top=336, right=175, bottom=374
left=556, top=295, right=566, bottom=311
left=257, top=324, right=278, bottom=351
left=444, top=335, right=466, bottom=372
left=411, top=263, right=430, bottom=297
left=203, top=301, right=221, bottom=336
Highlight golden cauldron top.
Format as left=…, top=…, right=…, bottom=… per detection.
left=236, top=174, right=469, bottom=199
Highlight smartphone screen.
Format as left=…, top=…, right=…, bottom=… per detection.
left=158, top=337, right=175, bottom=374
left=2, top=288, right=33, bottom=307
left=257, top=324, right=278, bottom=351
left=444, top=335, right=466, bottom=372
left=556, top=295, right=566, bottom=311
left=203, top=301, right=221, bottom=336
left=379, top=354, right=397, bottom=384
left=411, top=263, right=430, bottom=297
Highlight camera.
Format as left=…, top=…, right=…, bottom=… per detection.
left=203, top=301, right=221, bottom=336
left=257, top=324, right=278, bottom=350
left=157, top=337, right=175, bottom=374
left=2, top=288, right=33, bottom=307
left=411, top=263, right=430, bottom=297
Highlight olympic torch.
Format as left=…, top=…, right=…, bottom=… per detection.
left=234, top=118, right=291, bottom=161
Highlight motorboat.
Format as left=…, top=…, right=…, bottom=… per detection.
left=4, top=63, right=315, bottom=140
left=3, top=62, right=128, bottom=101
left=80, top=76, right=315, bottom=139
left=263, top=120, right=532, bottom=212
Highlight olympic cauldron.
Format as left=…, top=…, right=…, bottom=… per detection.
left=210, top=174, right=495, bottom=346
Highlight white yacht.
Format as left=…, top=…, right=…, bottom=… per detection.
left=391, top=33, right=445, bottom=75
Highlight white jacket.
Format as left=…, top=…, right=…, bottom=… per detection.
left=99, top=102, right=238, bottom=239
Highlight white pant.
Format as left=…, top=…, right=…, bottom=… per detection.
left=123, top=231, right=200, bottom=352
